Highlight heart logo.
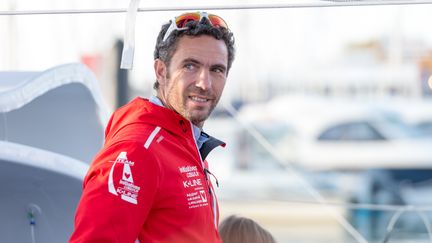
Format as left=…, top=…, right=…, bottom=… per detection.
left=124, top=173, right=130, bottom=179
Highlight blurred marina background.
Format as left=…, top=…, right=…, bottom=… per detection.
left=2, top=1, right=432, bottom=242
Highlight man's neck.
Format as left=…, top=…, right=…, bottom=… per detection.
left=149, top=95, right=209, bottom=149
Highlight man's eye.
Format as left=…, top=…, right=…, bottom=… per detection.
left=212, top=67, right=226, bottom=74
left=184, top=63, right=195, bottom=70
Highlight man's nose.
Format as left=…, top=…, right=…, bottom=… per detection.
left=195, top=69, right=211, bottom=90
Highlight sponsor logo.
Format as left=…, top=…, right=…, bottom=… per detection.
left=179, top=164, right=209, bottom=209
left=186, top=190, right=209, bottom=209
left=109, top=152, right=135, bottom=166
left=199, top=190, right=207, bottom=203
left=108, top=152, right=140, bottom=205
left=179, top=165, right=197, bottom=173
left=179, top=165, right=200, bottom=178
left=122, top=163, right=134, bottom=183
left=183, top=179, right=203, bottom=188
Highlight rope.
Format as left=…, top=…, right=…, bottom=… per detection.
left=1, top=1, right=432, bottom=16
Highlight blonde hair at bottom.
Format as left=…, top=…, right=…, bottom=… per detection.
left=219, top=215, right=276, bottom=243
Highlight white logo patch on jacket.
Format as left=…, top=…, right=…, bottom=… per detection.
left=179, top=165, right=209, bottom=209
left=108, top=152, right=140, bottom=204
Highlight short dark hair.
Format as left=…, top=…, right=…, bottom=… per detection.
left=153, top=16, right=235, bottom=90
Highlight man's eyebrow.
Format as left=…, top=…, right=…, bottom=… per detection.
left=212, top=63, right=227, bottom=71
left=182, top=58, right=227, bottom=71
left=181, top=58, right=201, bottom=65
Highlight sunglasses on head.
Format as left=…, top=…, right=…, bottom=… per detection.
left=162, top=12, right=228, bottom=42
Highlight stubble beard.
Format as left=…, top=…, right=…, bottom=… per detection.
left=162, top=76, right=220, bottom=127
left=187, top=103, right=215, bottom=127
left=184, top=93, right=220, bottom=127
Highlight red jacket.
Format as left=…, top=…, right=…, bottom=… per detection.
left=70, top=98, right=224, bottom=243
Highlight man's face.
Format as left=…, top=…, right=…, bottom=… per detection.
left=155, top=35, right=228, bottom=128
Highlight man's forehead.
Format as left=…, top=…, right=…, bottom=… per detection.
left=173, top=35, right=228, bottom=64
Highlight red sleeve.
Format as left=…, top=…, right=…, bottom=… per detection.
left=69, top=141, right=160, bottom=243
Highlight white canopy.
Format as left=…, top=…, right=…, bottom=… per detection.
left=0, top=63, right=110, bottom=163
left=0, top=63, right=110, bottom=243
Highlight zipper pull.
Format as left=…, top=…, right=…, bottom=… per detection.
left=204, top=168, right=219, bottom=187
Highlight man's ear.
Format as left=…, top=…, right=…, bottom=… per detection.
left=154, top=59, right=167, bottom=86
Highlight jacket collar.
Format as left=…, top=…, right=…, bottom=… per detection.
left=108, top=97, right=225, bottom=160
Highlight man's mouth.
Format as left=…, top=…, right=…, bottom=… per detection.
left=189, top=96, right=210, bottom=103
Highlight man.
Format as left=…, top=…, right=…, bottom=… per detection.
left=69, top=11, right=235, bottom=243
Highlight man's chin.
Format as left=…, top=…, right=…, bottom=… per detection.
left=188, top=112, right=210, bottom=126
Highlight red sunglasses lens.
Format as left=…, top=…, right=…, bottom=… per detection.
left=175, top=13, right=200, bottom=28
left=175, top=13, right=228, bottom=29
left=208, top=15, right=228, bottom=28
